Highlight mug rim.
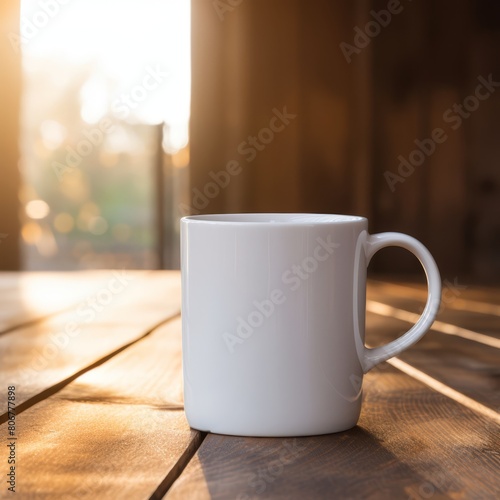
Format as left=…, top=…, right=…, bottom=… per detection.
left=181, top=213, right=367, bottom=225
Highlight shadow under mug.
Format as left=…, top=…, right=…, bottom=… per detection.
left=181, top=214, right=441, bottom=437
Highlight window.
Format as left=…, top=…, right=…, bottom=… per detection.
left=20, top=0, right=190, bottom=269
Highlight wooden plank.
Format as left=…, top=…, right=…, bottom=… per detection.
left=386, top=357, right=500, bottom=425
left=351, top=0, right=373, bottom=220
left=365, top=284, right=500, bottom=412
left=369, top=279, right=500, bottom=305
left=1, top=317, right=204, bottom=498
left=167, top=281, right=500, bottom=498
left=297, top=0, right=358, bottom=215
left=166, top=363, right=499, bottom=499
left=367, top=281, right=500, bottom=340
left=0, top=0, right=21, bottom=270
left=467, top=4, right=500, bottom=282
left=367, top=300, right=500, bottom=347
left=365, top=311, right=500, bottom=412
left=0, top=271, right=147, bottom=335
left=370, top=0, right=430, bottom=274
left=0, top=272, right=181, bottom=416
left=424, top=1, right=470, bottom=277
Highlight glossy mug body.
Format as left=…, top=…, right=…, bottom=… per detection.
left=181, top=214, right=441, bottom=437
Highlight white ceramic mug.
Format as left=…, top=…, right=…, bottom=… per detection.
left=181, top=214, right=441, bottom=436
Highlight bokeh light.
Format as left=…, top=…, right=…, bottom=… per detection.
left=25, top=199, right=50, bottom=219
left=20, top=0, right=190, bottom=269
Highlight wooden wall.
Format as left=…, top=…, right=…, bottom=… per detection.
left=369, top=0, right=500, bottom=280
left=191, top=0, right=368, bottom=217
left=0, top=0, right=21, bottom=270
left=190, top=0, right=500, bottom=281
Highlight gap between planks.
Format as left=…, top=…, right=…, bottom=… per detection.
left=149, top=432, right=208, bottom=500
left=367, top=300, right=500, bottom=349
left=0, top=311, right=74, bottom=338
left=0, top=311, right=181, bottom=425
left=0, top=301, right=96, bottom=338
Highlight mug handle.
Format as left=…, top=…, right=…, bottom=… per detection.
left=361, top=232, right=441, bottom=373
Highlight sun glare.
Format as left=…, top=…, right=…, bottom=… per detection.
left=20, top=0, right=191, bottom=270
left=21, top=0, right=190, bottom=144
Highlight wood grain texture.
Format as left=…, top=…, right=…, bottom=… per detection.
left=370, top=0, right=430, bottom=274
left=0, top=271, right=147, bottom=335
left=369, top=279, right=500, bottom=307
left=365, top=281, right=500, bottom=411
left=166, top=363, right=500, bottom=500
left=2, top=318, right=203, bottom=499
left=367, top=280, right=500, bottom=339
left=365, top=311, right=500, bottom=412
left=1, top=273, right=498, bottom=499
left=0, top=272, right=180, bottom=416
left=166, top=279, right=500, bottom=499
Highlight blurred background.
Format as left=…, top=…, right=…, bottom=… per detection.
left=1, top=0, right=499, bottom=282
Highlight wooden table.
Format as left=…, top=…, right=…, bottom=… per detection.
left=0, top=271, right=498, bottom=499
